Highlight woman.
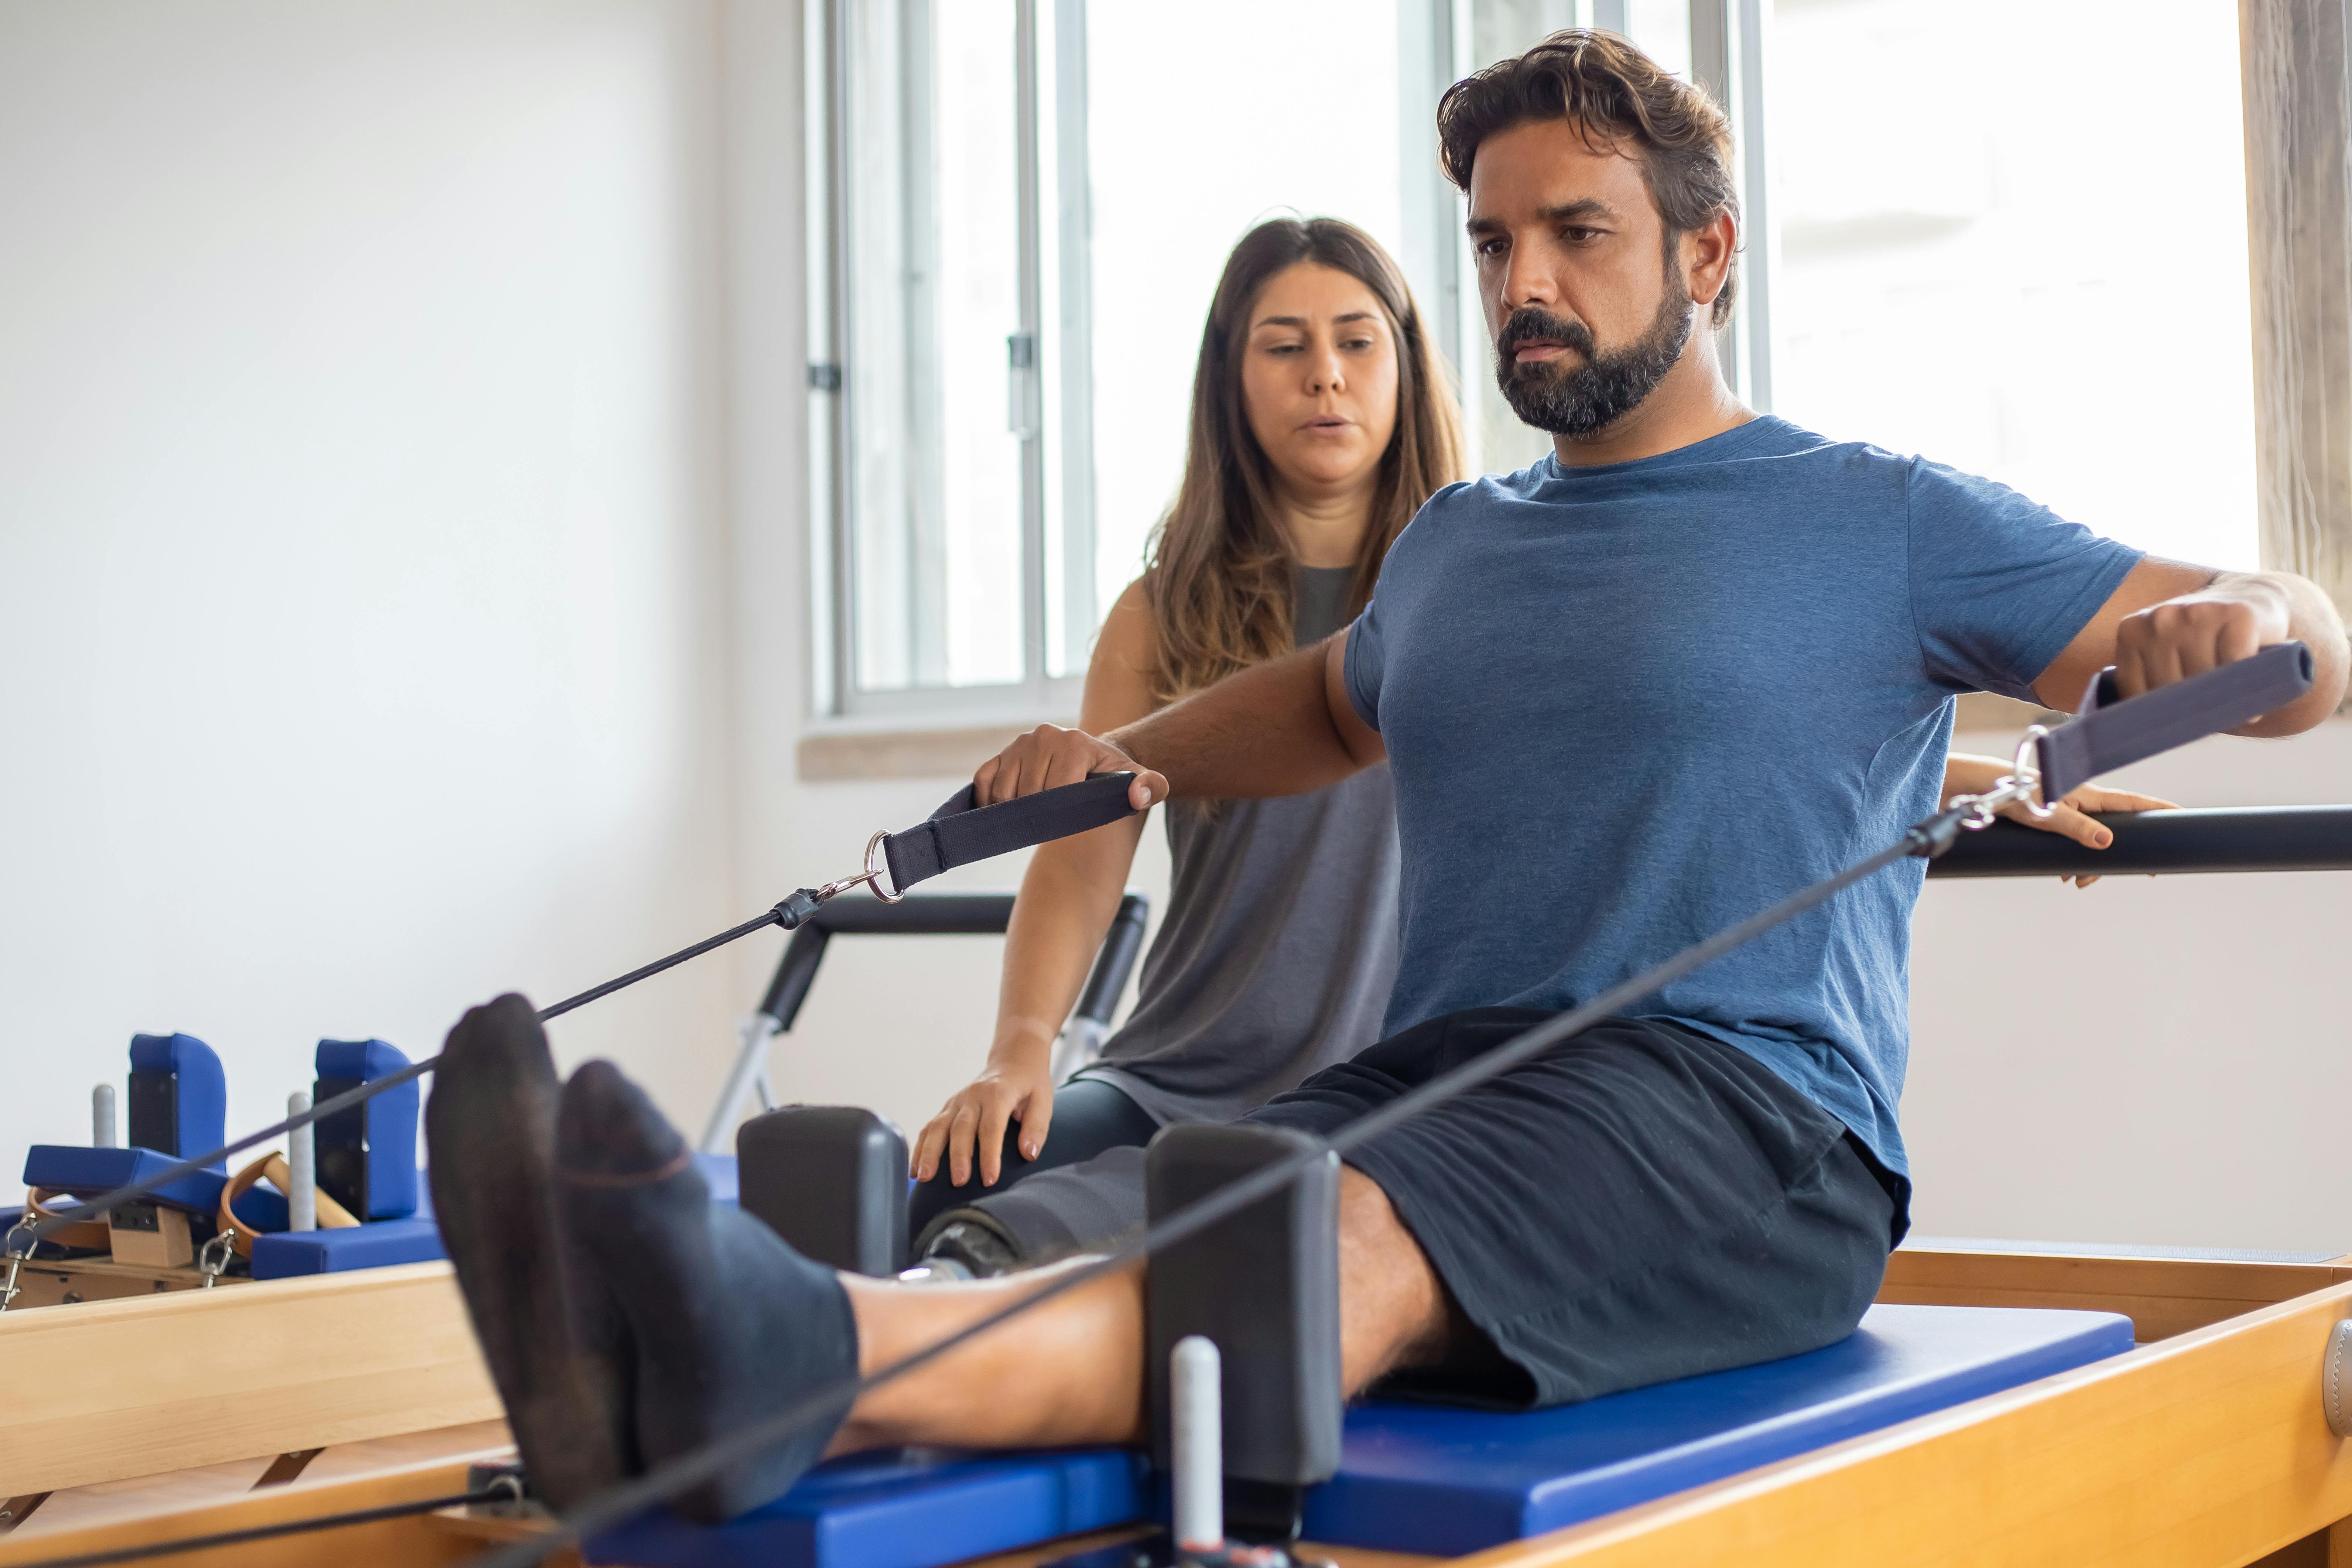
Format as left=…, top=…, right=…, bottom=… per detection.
left=905, top=217, right=2164, bottom=1275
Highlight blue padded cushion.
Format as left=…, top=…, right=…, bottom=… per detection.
left=130, top=1033, right=227, bottom=1171
left=580, top=1304, right=2128, bottom=1568
left=250, top=1216, right=445, bottom=1278
left=22, top=1145, right=226, bottom=1215
left=587, top=1449, right=1148, bottom=1568
left=317, top=1037, right=420, bottom=1219
left=1306, top=1303, right=2133, bottom=1552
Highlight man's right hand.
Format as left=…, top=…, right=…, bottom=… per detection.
left=975, top=723, right=1166, bottom=810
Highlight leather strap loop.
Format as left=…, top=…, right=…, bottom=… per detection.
left=217, top=1154, right=360, bottom=1257
left=25, top=1188, right=110, bottom=1252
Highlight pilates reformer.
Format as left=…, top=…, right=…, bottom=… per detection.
left=7, top=643, right=2352, bottom=1568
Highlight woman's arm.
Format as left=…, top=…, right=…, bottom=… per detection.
left=910, top=581, right=1160, bottom=1189
left=1943, top=752, right=2178, bottom=889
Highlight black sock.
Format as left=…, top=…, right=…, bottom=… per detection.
left=424, top=996, right=633, bottom=1509
left=555, top=1060, right=860, bottom=1523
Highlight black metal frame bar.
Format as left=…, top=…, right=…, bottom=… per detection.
left=1928, top=806, right=2352, bottom=878
left=757, top=891, right=1151, bottom=1034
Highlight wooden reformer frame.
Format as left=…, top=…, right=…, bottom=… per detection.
left=6, top=1242, right=2352, bottom=1568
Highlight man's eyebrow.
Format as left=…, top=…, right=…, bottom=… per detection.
left=1466, top=197, right=1619, bottom=234
left=1541, top=198, right=1618, bottom=223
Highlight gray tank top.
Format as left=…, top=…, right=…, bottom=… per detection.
left=1073, top=566, right=1401, bottom=1124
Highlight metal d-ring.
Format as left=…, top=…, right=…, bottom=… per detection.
left=863, top=830, right=905, bottom=903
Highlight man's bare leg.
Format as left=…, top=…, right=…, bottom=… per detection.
left=836, top=1168, right=1451, bottom=1452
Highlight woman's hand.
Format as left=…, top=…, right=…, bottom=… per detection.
left=1944, top=753, right=2178, bottom=888
left=911, top=1034, right=1058, bottom=1189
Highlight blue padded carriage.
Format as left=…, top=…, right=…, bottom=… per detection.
left=587, top=1303, right=2132, bottom=1568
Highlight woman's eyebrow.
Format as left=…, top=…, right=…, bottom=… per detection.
left=1252, top=311, right=1379, bottom=331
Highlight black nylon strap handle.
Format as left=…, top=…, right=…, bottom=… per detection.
left=2036, top=641, right=2313, bottom=801
left=881, top=771, right=1139, bottom=893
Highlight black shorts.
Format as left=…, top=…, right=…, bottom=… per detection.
left=1242, top=1009, right=1906, bottom=1410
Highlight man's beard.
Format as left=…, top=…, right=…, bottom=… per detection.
left=1493, top=276, right=1695, bottom=439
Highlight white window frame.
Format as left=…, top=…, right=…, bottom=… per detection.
left=807, top=0, right=1773, bottom=726
left=806, top=0, right=1092, bottom=726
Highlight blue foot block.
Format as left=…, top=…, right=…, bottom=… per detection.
left=585, top=1448, right=1148, bottom=1568
left=249, top=1217, right=446, bottom=1279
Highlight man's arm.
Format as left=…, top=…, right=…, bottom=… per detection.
left=2032, top=559, right=2349, bottom=735
left=972, top=630, right=1386, bottom=808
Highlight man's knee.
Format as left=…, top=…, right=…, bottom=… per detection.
left=1335, top=1166, right=1451, bottom=1393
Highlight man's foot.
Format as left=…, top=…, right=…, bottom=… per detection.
left=555, top=1060, right=859, bottom=1522
left=425, top=996, right=633, bottom=1509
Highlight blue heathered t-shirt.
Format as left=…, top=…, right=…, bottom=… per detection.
left=1341, top=416, right=2142, bottom=1178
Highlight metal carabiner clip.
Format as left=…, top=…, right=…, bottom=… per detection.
left=0, top=1222, right=35, bottom=1314
left=198, top=1226, right=238, bottom=1289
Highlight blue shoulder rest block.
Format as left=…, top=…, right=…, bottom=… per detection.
left=1305, top=1303, right=2134, bottom=1553
left=249, top=1216, right=445, bottom=1279
left=586, top=1449, right=1147, bottom=1568
left=315, top=1038, right=419, bottom=1219
left=129, top=1033, right=227, bottom=1170
left=577, top=1305, right=2127, bottom=1568
left=22, top=1145, right=226, bottom=1215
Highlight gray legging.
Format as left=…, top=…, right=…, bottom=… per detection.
left=905, top=1076, right=1159, bottom=1247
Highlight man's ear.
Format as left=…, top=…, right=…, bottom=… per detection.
left=1683, top=210, right=1738, bottom=310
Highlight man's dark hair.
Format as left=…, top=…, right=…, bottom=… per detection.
left=1437, top=29, right=1741, bottom=326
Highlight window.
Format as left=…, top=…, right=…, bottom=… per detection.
left=812, top=0, right=1075, bottom=719
left=1768, top=0, right=2260, bottom=568
left=810, top=1, right=2269, bottom=725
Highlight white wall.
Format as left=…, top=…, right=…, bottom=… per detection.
left=0, top=0, right=743, bottom=1193
left=1908, top=722, right=2352, bottom=1255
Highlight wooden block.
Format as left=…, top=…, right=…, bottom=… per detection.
left=0, top=1261, right=498, bottom=1495
left=0, top=1256, right=237, bottom=1311
left=107, top=1204, right=194, bottom=1269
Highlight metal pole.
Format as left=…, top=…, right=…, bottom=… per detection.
left=1171, top=1335, right=1223, bottom=1553
left=287, top=1091, right=316, bottom=1232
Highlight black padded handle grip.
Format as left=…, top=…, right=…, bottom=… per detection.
left=2036, top=642, right=2313, bottom=800
left=882, top=772, right=1140, bottom=894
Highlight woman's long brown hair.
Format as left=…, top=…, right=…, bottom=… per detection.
left=1144, top=218, right=1466, bottom=702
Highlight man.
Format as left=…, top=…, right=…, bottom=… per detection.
left=430, top=31, right=2347, bottom=1520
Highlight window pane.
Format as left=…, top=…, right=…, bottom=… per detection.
left=844, top=0, right=1026, bottom=695
left=929, top=0, right=1027, bottom=686
left=1770, top=0, right=2259, bottom=568
left=1083, top=0, right=1405, bottom=619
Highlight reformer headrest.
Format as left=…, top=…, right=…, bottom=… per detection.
left=127, top=1031, right=227, bottom=1171
left=314, top=1037, right=420, bottom=1220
